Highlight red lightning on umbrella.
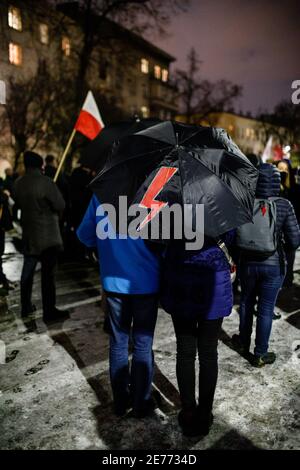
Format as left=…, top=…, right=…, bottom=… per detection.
left=138, top=166, right=178, bottom=230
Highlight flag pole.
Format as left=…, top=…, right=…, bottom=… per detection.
left=54, top=128, right=77, bottom=182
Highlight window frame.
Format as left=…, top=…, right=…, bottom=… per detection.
left=62, top=36, right=71, bottom=57
left=141, top=58, right=149, bottom=74
left=9, top=42, right=22, bottom=66
left=8, top=5, right=22, bottom=31
left=39, top=23, right=49, bottom=45
left=161, top=69, right=168, bottom=82
left=154, top=65, right=161, bottom=80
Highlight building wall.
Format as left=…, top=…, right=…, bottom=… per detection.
left=177, top=111, right=286, bottom=156
left=0, top=1, right=178, bottom=164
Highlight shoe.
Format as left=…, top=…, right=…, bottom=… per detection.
left=273, top=311, right=281, bottom=320
left=132, top=396, right=157, bottom=419
left=196, top=409, right=214, bottom=437
left=231, top=334, right=250, bottom=357
left=114, top=394, right=133, bottom=417
left=178, top=408, right=214, bottom=437
left=250, top=352, right=276, bottom=368
left=21, top=304, right=37, bottom=318
left=178, top=408, right=198, bottom=437
left=43, top=308, right=70, bottom=323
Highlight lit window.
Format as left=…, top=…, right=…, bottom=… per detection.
left=9, top=43, right=22, bottom=66
left=154, top=65, right=161, bottom=79
left=228, top=124, right=234, bottom=133
left=245, top=128, right=251, bottom=138
left=39, top=24, right=49, bottom=45
left=141, top=106, right=149, bottom=118
left=141, top=58, right=149, bottom=74
left=162, top=69, right=168, bottom=82
left=8, top=6, right=22, bottom=31
left=62, top=37, right=71, bottom=56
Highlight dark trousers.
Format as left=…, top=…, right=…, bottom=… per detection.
left=0, top=228, right=7, bottom=284
left=106, top=293, right=158, bottom=413
left=239, top=264, right=285, bottom=356
left=172, top=316, right=223, bottom=417
left=21, top=247, right=58, bottom=317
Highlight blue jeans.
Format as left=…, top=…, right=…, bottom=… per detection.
left=106, top=293, right=158, bottom=413
left=239, top=264, right=285, bottom=356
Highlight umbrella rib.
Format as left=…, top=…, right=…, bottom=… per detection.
left=180, top=129, right=203, bottom=145
left=89, top=144, right=174, bottom=186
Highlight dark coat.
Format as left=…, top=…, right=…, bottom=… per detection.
left=13, top=168, right=65, bottom=255
left=242, top=163, right=300, bottom=265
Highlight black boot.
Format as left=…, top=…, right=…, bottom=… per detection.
left=43, top=308, right=70, bottom=323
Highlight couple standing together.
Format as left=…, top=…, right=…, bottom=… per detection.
left=77, top=163, right=299, bottom=438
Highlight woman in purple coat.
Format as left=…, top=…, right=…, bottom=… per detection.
left=160, top=233, right=234, bottom=437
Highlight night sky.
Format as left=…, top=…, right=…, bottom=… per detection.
left=151, top=0, right=300, bottom=115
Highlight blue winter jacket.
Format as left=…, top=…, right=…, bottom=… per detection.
left=241, top=163, right=300, bottom=266
left=77, top=195, right=160, bottom=294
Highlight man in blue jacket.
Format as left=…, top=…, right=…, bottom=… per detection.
left=77, top=195, right=160, bottom=417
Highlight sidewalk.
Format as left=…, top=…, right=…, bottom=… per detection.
left=0, top=236, right=299, bottom=450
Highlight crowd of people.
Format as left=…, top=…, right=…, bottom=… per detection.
left=1, top=149, right=299, bottom=438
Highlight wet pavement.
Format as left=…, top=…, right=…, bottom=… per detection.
left=0, top=233, right=299, bottom=450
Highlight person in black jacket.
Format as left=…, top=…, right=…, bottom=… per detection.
left=13, top=151, right=69, bottom=322
left=0, top=180, right=14, bottom=293
left=233, top=163, right=300, bottom=367
left=275, top=159, right=300, bottom=287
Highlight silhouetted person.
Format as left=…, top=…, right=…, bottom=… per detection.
left=13, top=151, right=69, bottom=322
left=44, top=154, right=71, bottom=246
left=0, top=179, right=15, bottom=293
left=276, top=159, right=300, bottom=287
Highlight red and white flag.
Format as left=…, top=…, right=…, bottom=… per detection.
left=262, top=135, right=273, bottom=163
left=74, top=91, right=104, bottom=140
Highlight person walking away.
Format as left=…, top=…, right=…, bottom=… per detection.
left=0, top=181, right=15, bottom=293
left=275, top=159, right=300, bottom=288
left=77, top=194, right=161, bottom=418
left=44, top=154, right=71, bottom=251
left=160, top=232, right=235, bottom=437
left=233, top=163, right=300, bottom=367
left=13, top=151, right=68, bottom=322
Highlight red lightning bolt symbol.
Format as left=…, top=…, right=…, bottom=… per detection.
left=138, top=166, right=178, bottom=231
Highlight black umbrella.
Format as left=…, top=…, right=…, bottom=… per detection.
left=79, top=117, right=161, bottom=171
left=90, top=121, right=258, bottom=238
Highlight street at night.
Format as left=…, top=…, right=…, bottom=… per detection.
left=0, top=0, right=300, bottom=458
left=0, top=235, right=299, bottom=450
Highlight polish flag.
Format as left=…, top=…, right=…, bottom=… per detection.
left=74, top=91, right=104, bottom=140
left=262, top=136, right=273, bottom=163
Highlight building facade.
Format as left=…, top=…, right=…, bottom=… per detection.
left=0, top=0, right=178, bottom=165
left=177, top=111, right=288, bottom=157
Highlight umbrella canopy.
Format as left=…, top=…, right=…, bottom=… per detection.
left=90, top=120, right=258, bottom=238
left=79, top=117, right=161, bottom=171
left=133, top=147, right=257, bottom=237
